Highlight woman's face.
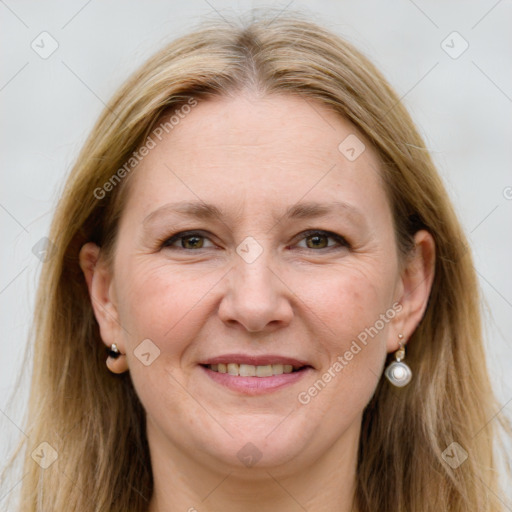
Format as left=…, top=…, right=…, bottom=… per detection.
left=87, top=92, right=428, bottom=475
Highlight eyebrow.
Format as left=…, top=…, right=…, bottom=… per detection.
left=142, top=200, right=366, bottom=227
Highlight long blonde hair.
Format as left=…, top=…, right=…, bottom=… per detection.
left=2, top=10, right=510, bottom=511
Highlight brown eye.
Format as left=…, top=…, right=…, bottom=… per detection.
left=296, top=230, right=350, bottom=251
left=161, top=231, right=214, bottom=250
left=181, top=235, right=204, bottom=249
left=305, top=233, right=329, bottom=249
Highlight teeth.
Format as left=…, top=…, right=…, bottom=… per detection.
left=256, top=365, right=273, bottom=377
left=272, top=364, right=284, bottom=375
left=239, top=364, right=256, bottom=377
left=207, top=363, right=301, bottom=376
left=227, top=363, right=238, bottom=376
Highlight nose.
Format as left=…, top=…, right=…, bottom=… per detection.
left=217, top=252, right=294, bottom=333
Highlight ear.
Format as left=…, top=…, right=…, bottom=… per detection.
left=387, top=229, right=436, bottom=352
left=79, top=242, right=128, bottom=373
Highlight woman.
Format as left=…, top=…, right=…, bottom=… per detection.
left=2, top=11, right=510, bottom=512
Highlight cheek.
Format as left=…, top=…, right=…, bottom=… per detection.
left=292, top=262, right=396, bottom=408
left=112, top=262, right=212, bottom=421
left=300, top=260, right=397, bottom=346
left=114, top=261, right=208, bottom=351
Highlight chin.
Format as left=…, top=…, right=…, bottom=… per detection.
left=193, top=421, right=313, bottom=472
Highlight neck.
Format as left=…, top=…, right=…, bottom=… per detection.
left=147, top=418, right=361, bottom=512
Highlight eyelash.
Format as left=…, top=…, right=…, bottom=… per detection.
left=159, top=229, right=350, bottom=252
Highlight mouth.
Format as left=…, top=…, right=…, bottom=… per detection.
left=198, top=354, right=313, bottom=395
left=202, top=363, right=308, bottom=377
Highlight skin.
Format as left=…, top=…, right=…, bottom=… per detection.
left=80, top=91, right=435, bottom=512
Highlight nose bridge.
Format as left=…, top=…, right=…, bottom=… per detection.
left=233, top=235, right=279, bottom=302
left=218, top=235, right=293, bottom=331
left=236, top=246, right=274, bottom=289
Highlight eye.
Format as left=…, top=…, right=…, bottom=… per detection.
left=159, top=229, right=350, bottom=252
left=160, top=231, right=215, bottom=250
left=294, top=230, right=350, bottom=251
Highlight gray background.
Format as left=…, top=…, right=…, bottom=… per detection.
left=1, top=0, right=511, bottom=495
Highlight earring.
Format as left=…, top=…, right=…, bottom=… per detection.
left=105, top=343, right=129, bottom=374
left=107, top=343, right=121, bottom=359
left=385, top=334, right=412, bottom=387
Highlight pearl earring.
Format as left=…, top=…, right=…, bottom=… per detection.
left=385, top=334, right=412, bottom=387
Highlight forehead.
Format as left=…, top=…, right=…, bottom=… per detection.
left=122, top=92, right=388, bottom=224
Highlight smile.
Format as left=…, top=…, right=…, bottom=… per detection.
left=205, top=363, right=302, bottom=376
left=200, top=364, right=312, bottom=395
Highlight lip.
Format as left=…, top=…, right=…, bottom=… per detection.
left=200, top=365, right=313, bottom=395
left=199, top=353, right=312, bottom=368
